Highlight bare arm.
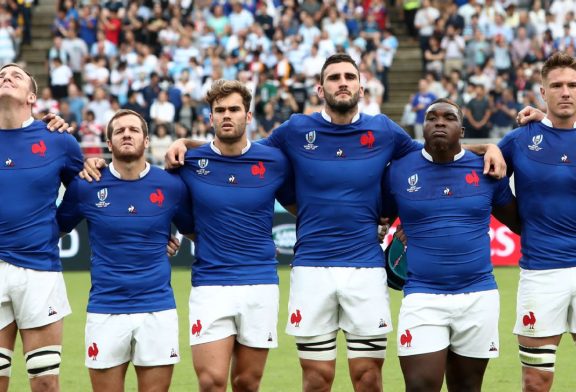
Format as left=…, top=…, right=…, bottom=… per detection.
left=164, top=138, right=208, bottom=169
left=462, top=143, right=506, bottom=179
left=492, top=199, right=521, bottom=235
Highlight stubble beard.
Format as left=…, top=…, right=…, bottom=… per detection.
left=325, top=90, right=360, bottom=115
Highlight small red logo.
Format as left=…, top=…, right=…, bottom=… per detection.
left=192, top=320, right=202, bottom=337
left=88, top=342, right=99, bottom=360
left=465, top=170, right=480, bottom=186
left=360, top=131, right=375, bottom=148
left=290, top=309, right=302, bottom=327
left=150, top=189, right=164, bottom=207
left=522, top=311, right=536, bottom=329
left=251, top=161, right=266, bottom=178
left=32, top=140, right=46, bottom=157
left=400, top=329, right=412, bottom=347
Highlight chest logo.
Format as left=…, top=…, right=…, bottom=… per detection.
left=528, top=134, right=543, bottom=151
left=360, top=131, right=375, bottom=148
left=95, top=188, right=110, bottom=208
left=196, top=159, right=210, bottom=175
left=465, top=170, right=480, bottom=186
left=128, top=205, right=137, bottom=214
left=251, top=161, right=266, bottom=178
left=228, top=174, right=237, bottom=184
left=304, top=131, right=318, bottom=150
left=32, top=140, right=47, bottom=157
left=561, top=154, right=570, bottom=163
left=407, top=174, right=421, bottom=193
left=443, top=187, right=453, bottom=196
left=4, top=158, right=14, bottom=167
left=150, top=189, right=164, bottom=207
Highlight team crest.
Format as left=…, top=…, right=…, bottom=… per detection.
left=196, top=159, right=210, bottom=175
left=304, top=131, right=318, bottom=150
left=528, top=134, right=543, bottom=151
left=406, top=174, right=421, bottom=192
left=561, top=154, right=570, bottom=163
left=95, top=188, right=110, bottom=208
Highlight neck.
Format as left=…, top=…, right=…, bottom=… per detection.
left=547, top=114, right=576, bottom=129
left=424, top=143, right=463, bottom=163
left=324, top=106, right=360, bottom=125
left=0, top=101, right=32, bottom=129
left=111, top=158, right=147, bottom=180
left=213, top=136, right=249, bottom=156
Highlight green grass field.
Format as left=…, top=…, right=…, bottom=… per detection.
left=7, top=267, right=576, bottom=391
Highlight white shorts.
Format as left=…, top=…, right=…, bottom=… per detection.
left=0, top=260, right=71, bottom=330
left=84, top=309, right=180, bottom=369
left=514, top=267, right=576, bottom=337
left=285, top=267, right=393, bottom=337
left=397, top=290, right=500, bottom=359
left=188, top=285, right=279, bottom=348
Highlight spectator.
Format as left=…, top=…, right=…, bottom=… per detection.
left=359, top=89, right=381, bottom=115
left=403, top=0, right=420, bottom=39
left=257, top=101, right=282, bottom=139
left=511, top=26, right=535, bottom=67
left=464, top=84, right=491, bottom=138
left=66, top=83, right=87, bottom=124
left=411, top=78, right=437, bottom=139
left=150, top=90, right=176, bottom=127
left=0, top=9, right=16, bottom=66
left=377, top=28, right=398, bottom=102
left=414, top=0, right=439, bottom=68
left=490, top=88, right=518, bottom=138
left=441, top=25, right=465, bottom=76
left=78, top=109, right=103, bottom=158
left=150, top=123, right=174, bottom=166
left=303, top=94, right=323, bottom=114
left=34, top=87, right=59, bottom=116
left=86, top=87, right=111, bottom=127
left=78, top=4, right=98, bottom=48
left=465, top=29, right=491, bottom=75
left=58, top=99, right=79, bottom=138
left=62, top=27, right=89, bottom=87
left=424, top=35, right=444, bottom=80
left=322, top=8, right=349, bottom=47
left=122, top=90, right=147, bottom=120
left=444, top=2, right=465, bottom=33
left=49, top=57, right=73, bottom=100
left=229, top=1, right=254, bottom=35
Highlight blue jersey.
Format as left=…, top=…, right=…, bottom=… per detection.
left=499, top=121, right=576, bottom=270
left=0, top=120, right=83, bottom=271
left=179, top=142, right=294, bottom=286
left=384, top=150, right=513, bottom=295
left=264, top=112, right=420, bottom=268
left=57, top=166, right=194, bottom=314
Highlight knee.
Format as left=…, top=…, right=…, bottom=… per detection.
left=29, top=375, right=59, bottom=392
left=302, top=365, right=335, bottom=392
left=351, top=367, right=382, bottom=392
left=522, top=369, right=554, bottom=392
left=231, top=373, right=262, bottom=392
left=197, top=372, right=227, bottom=392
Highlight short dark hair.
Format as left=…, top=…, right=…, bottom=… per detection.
left=541, top=52, right=576, bottom=82
left=106, top=109, right=149, bottom=140
left=427, top=98, right=463, bottom=124
left=0, top=63, right=38, bottom=95
left=205, top=79, right=252, bottom=112
left=319, top=54, right=360, bottom=84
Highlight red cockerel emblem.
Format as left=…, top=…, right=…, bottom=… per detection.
left=290, top=309, right=302, bottom=327
left=150, top=189, right=164, bottom=207
left=32, top=140, right=46, bottom=157
left=465, top=170, right=479, bottom=186
left=360, top=131, right=375, bottom=148
left=191, top=320, right=202, bottom=337
left=251, top=161, right=266, bottom=178
left=523, top=311, right=536, bottom=329
left=88, top=342, right=99, bottom=360
left=400, top=330, right=412, bottom=347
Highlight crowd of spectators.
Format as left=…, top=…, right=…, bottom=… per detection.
left=10, top=0, right=575, bottom=161
left=403, top=0, right=570, bottom=139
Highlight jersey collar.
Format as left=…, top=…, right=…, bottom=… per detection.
left=109, top=161, right=151, bottom=179
left=321, top=109, right=361, bottom=124
left=421, top=147, right=465, bottom=162
left=541, top=117, right=576, bottom=128
left=22, top=117, right=34, bottom=127
left=210, top=140, right=251, bottom=155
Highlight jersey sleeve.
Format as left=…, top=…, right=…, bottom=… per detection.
left=172, top=176, right=195, bottom=235
left=498, top=128, right=519, bottom=176
left=391, top=122, right=422, bottom=160
left=381, top=165, right=398, bottom=218
left=61, top=135, right=84, bottom=186
left=492, top=176, right=514, bottom=207
left=275, top=158, right=296, bottom=206
left=56, top=178, right=84, bottom=233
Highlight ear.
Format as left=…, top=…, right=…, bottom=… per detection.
left=106, top=139, right=112, bottom=152
left=359, top=85, right=365, bottom=99
left=246, top=111, right=253, bottom=124
left=317, top=84, right=324, bottom=100
left=27, top=92, right=37, bottom=105
left=460, top=126, right=465, bottom=138
left=540, top=85, right=546, bottom=102
left=209, top=112, right=214, bottom=128
left=144, top=136, right=150, bottom=149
